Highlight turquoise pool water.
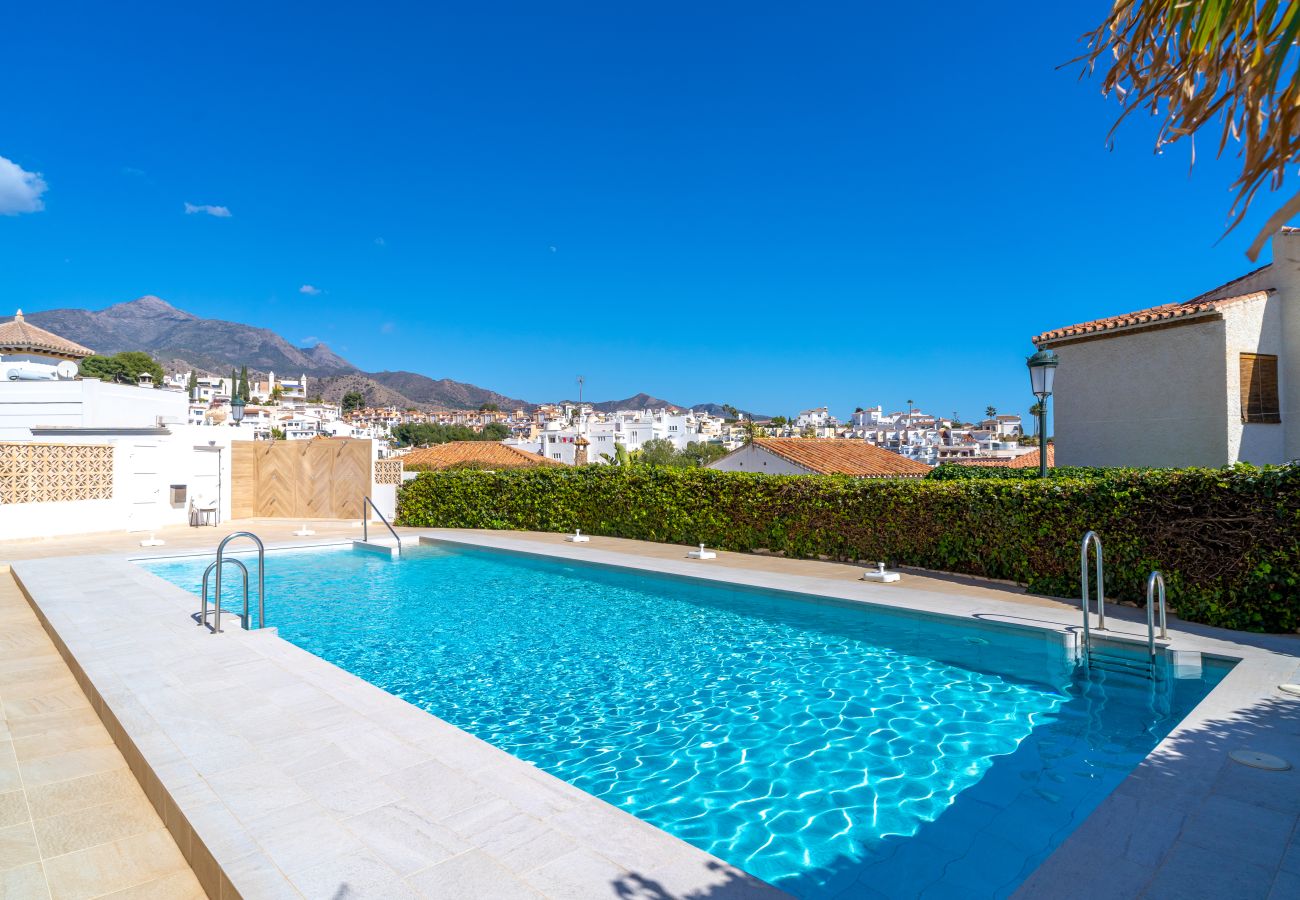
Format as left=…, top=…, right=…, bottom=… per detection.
left=141, top=543, right=1230, bottom=898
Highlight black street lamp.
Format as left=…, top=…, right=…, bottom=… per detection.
left=1026, top=348, right=1058, bottom=478
left=230, top=395, right=246, bottom=427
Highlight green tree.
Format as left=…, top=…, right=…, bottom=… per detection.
left=270, top=427, right=286, bottom=440
left=680, top=441, right=728, bottom=467
left=1079, top=1, right=1300, bottom=259
left=238, top=365, right=250, bottom=402
left=79, top=352, right=164, bottom=387
left=480, top=422, right=509, bottom=440
left=479, top=402, right=500, bottom=412
left=341, top=390, right=366, bottom=413
left=269, top=384, right=284, bottom=402
left=985, top=406, right=997, bottom=419
left=770, top=416, right=788, bottom=428
left=229, top=368, right=237, bottom=398
left=186, top=369, right=198, bottom=395
left=79, top=356, right=127, bottom=383
left=637, top=438, right=679, bottom=467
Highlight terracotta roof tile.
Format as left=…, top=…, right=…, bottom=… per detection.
left=0, top=310, right=94, bottom=359
left=1035, top=264, right=1273, bottom=346
left=748, top=438, right=930, bottom=477
left=402, top=441, right=564, bottom=470
left=948, top=446, right=1053, bottom=468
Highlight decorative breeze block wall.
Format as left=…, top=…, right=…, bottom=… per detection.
left=374, top=458, right=404, bottom=485
left=0, top=443, right=115, bottom=504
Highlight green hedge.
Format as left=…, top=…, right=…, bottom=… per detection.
left=396, top=464, right=1300, bottom=633
left=926, top=463, right=1118, bottom=480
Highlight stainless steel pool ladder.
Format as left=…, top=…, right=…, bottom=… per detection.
left=1077, top=530, right=1166, bottom=678
left=197, top=531, right=265, bottom=633
left=363, top=496, right=402, bottom=556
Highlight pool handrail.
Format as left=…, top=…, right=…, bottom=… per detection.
left=200, top=558, right=249, bottom=631
left=1146, top=570, right=1168, bottom=657
left=208, top=531, right=265, bottom=634
left=1080, top=530, right=1106, bottom=641
left=363, top=496, right=402, bottom=556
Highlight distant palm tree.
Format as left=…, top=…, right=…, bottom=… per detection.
left=1029, top=401, right=1046, bottom=434
left=985, top=405, right=997, bottom=419
left=906, top=398, right=914, bottom=413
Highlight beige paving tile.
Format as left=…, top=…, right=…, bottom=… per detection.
left=10, top=725, right=113, bottom=765
left=95, top=869, right=206, bottom=900
left=32, top=795, right=161, bottom=859
left=1, top=688, right=92, bottom=722
left=0, top=791, right=29, bottom=830
left=2, top=708, right=102, bottom=742
left=0, top=861, right=50, bottom=899
left=0, top=821, right=39, bottom=871
left=24, top=768, right=141, bottom=822
left=0, top=752, right=20, bottom=795
left=42, top=829, right=189, bottom=900
left=18, top=747, right=127, bottom=790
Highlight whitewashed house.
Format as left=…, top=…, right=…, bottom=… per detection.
left=1034, top=229, right=1299, bottom=467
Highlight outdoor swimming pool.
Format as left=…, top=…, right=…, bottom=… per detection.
left=141, top=543, right=1231, bottom=899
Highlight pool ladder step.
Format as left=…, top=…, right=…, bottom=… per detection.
left=1078, top=532, right=1168, bottom=681
left=1085, top=650, right=1156, bottom=678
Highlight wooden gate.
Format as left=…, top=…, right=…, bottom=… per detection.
left=230, top=439, right=372, bottom=519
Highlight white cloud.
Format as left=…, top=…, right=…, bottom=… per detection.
left=184, top=202, right=232, bottom=217
left=373, top=236, right=385, bottom=246
left=0, top=155, right=48, bottom=215
left=299, top=284, right=321, bottom=295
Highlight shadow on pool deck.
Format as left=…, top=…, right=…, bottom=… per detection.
left=1015, top=692, right=1300, bottom=899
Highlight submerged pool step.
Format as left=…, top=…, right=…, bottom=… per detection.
left=1087, top=649, right=1156, bottom=677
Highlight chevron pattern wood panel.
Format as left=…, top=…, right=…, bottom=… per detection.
left=330, top=440, right=370, bottom=519
left=232, top=438, right=372, bottom=519
left=230, top=442, right=257, bottom=518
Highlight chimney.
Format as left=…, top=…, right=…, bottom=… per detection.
left=574, top=434, right=590, bottom=466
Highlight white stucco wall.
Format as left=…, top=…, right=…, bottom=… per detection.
left=0, top=425, right=237, bottom=541
left=1223, top=294, right=1286, bottom=464
left=1050, top=318, right=1230, bottom=468
left=707, top=444, right=812, bottom=475
left=0, top=380, right=188, bottom=438
left=1268, top=231, right=1300, bottom=462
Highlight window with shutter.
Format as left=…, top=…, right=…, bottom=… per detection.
left=1240, top=353, right=1281, bottom=423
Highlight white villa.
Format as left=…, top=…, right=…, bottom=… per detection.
left=1034, top=228, right=1299, bottom=467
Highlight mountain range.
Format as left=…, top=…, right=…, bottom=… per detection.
left=21, top=297, right=762, bottom=415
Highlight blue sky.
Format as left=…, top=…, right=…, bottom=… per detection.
left=0, top=2, right=1283, bottom=420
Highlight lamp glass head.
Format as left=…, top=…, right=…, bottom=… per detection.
left=1027, top=349, right=1059, bottom=399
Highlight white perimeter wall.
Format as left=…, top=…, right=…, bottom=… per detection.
left=0, top=425, right=238, bottom=541
left=0, top=380, right=188, bottom=435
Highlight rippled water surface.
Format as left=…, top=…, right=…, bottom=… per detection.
left=142, top=544, right=1229, bottom=898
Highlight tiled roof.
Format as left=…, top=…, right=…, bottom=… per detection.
left=402, top=441, right=564, bottom=470
left=948, top=445, right=1054, bottom=468
left=0, top=310, right=94, bottom=359
left=1034, top=265, right=1272, bottom=346
left=750, top=438, right=930, bottom=477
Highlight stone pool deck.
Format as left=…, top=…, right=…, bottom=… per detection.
left=2, top=522, right=1299, bottom=899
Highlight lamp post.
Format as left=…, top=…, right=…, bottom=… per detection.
left=230, top=396, right=246, bottom=428
left=1026, top=348, right=1058, bottom=478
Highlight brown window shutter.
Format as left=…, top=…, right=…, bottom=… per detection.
left=1240, top=353, right=1281, bottom=423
